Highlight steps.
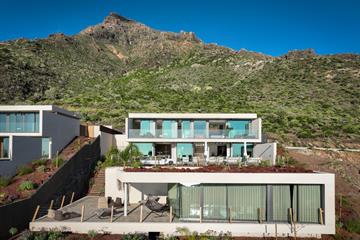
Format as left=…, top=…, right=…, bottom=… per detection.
left=88, top=169, right=105, bottom=196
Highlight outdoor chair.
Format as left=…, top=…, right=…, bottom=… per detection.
left=109, top=197, right=123, bottom=208
left=144, top=195, right=169, bottom=217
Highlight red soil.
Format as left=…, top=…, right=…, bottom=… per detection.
left=0, top=137, right=93, bottom=205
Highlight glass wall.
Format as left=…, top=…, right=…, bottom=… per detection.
left=180, top=185, right=201, bottom=219
left=203, top=185, right=227, bottom=220
left=134, top=143, right=153, bottom=156
left=0, top=137, right=9, bottom=159
left=162, top=120, right=177, bottom=138
left=194, top=120, right=206, bottom=138
left=177, top=143, right=193, bottom=158
left=170, top=184, right=323, bottom=223
left=228, top=185, right=266, bottom=221
left=0, top=112, right=40, bottom=133
left=227, top=120, right=251, bottom=138
left=181, top=120, right=192, bottom=138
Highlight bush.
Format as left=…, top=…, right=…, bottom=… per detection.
left=344, top=218, right=360, bottom=233
left=0, top=176, right=11, bottom=187
left=34, top=232, right=48, bottom=240
left=123, top=233, right=147, bottom=240
left=259, top=160, right=270, bottom=167
left=32, top=158, right=48, bottom=166
left=18, top=180, right=36, bottom=191
left=52, top=156, right=64, bottom=168
left=87, top=230, right=97, bottom=239
left=8, top=227, right=18, bottom=236
left=47, top=231, right=64, bottom=240
left=36, top=165, right=46, bottom=173
left=17, top=165, right=34, bottom=176
left=18, top=230, right=34, bottom=240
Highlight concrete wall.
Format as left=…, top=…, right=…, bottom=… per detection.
left=253, top=142, right=277, bottom=165
left=0, top=136, right=42, bottom=176
left=42, top=111, right=80, bottom=158
left=114, top=134, right=128, bottom=151
left=0, top=137, right=100, bottom=240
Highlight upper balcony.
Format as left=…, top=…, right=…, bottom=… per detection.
left=126, top=114, right=261, bottom=141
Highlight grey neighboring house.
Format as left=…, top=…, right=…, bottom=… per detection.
left=0, top=105, right=80, bottom=177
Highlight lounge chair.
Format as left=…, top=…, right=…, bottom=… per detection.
left=144, top=195, right=169, bottom=217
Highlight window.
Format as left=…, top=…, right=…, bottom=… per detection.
left=41, top=138, right=50, bottom=158
left=180, top=185, right=201, bottom=219
left=0, top=137, right=9, bottom=159
left=227, top=120, right=251, bottom=138
left=228, top=185, right=267, bottom=221
left=177, top=143, right=193, bottom=158
left=297, top=185, right=322, bottom=223
left=134, top=143, right=153, bottom=156
left=162, top=120, right=177, bottom=138
left=181, top=120, right=192, bottom=138
left=203, top=185, right=227, bottom=220
left=194, top=120, right=206, bottom=138
left=272, top=185, right=293, bottom=222
left=0, top=112, right=40, bottom=133
left=139, top=120, right=155, bottom=137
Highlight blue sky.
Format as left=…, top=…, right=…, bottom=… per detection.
left=0, top=0, right=359, bottom=56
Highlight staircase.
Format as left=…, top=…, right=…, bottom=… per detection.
left=88, top=169, right=105, bottom=196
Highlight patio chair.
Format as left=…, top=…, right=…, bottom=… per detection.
left=109, top=197, right=123, bottom=208
left=145, top=195, right=169, bottom=217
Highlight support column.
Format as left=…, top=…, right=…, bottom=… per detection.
left=226, top=143, right=231, bottom=158
left=124, top=183, right=128, bottom=216
left=243, top=142, right=248, bottom=157
left=204, top=142, right=209, bottom=162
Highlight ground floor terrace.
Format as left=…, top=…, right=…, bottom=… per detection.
left=133, top=141, right=276, bottom=165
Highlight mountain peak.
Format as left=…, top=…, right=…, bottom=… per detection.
left=103, top=12, right=132, bottom=25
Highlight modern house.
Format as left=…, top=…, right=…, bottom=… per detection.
left=28, top=112, right=335, bottom=238
left=126, top=113, right=276, bottom=165
left=0, top=105, right=80, bottom=176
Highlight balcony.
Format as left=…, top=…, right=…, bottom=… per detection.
left=128, top=129, right=259, bottom=139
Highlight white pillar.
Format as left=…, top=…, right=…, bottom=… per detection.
left=124, top=183, right=128, bottom=216
left=226, top=143, right=231, bottom=158
left=243, top=142, right=247, bottom=157
left=204, top=142, right=209, bottom=162
left=171, top=143, right=177, bottom=163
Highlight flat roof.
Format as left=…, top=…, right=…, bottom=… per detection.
left=128, top=113, right=258, bottom=119
left=0, top=105, right=79, bottom=119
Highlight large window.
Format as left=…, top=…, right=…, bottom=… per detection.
left=0, top=112, right=40, bottom=133
left=194, top=120, right=206, bottom=138
left=0, top=137, right=10, bottom=159
left=170, top=184, right=323, bottom=223
left=162, top=120, right=177, bottom=138
left=134, top=143, right=153, bottom=156
left=177, top=143, right=193, bottom=158
left=181, top=120, right=192, bottom=138
left=227, top=120, right=251, bottom=138
left=228, top=185, right=267, bottom=221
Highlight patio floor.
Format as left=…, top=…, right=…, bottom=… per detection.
left=35, top=196, right=178, bottom=223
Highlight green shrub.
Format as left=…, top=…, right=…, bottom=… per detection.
left=0, top=176, right=11, bottom=187
left=32, top=158, right=48, bottom=166
left=344, top=218, right=360, bottom=233
left=259, top=160, right=271, bottom=167
left=37, top=165, right=46, bottom=173
left=52, top=156, right=64, bottom=168
left=18, top=230, right=34, bottom=240
left=18, top=180, right=36, bottom=191
left=131, top=160, right=142, bottom=168
left=87, top=230, right=97, bottom=239
left=8, top=227, right=18, bottom=236
left=17, top=165, right=34, bottom=176
left=34, top=232, right=48, bottom=240
left=47, top=231, right=64, bottom=240
left=123, top=233, right=147, bottom=240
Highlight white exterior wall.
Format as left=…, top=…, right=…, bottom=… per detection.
left=101, top=167, right=335, bottom=237
left=253, top=142, right=277, bottom=164
left=114, top=134, right=128, bottom=151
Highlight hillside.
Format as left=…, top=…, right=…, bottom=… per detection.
left=0, top=13, right=359, bottom=146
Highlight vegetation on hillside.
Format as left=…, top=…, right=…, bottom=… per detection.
left=0, top=13, right=359, bottom=146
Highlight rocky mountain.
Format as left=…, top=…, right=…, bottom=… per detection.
left=0, top=12, right=359, bottom=146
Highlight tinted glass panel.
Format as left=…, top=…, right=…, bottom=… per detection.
left=41, top=138, right=50, bottom=158
left=194, top=120, right=206, bottom=138
left=0, top=137, right=9, bottom=159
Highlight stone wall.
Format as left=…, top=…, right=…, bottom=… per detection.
left=0, top=137, right=100, bottom=239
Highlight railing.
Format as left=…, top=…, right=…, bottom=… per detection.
left=128, top=129, right=259, bottom=139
